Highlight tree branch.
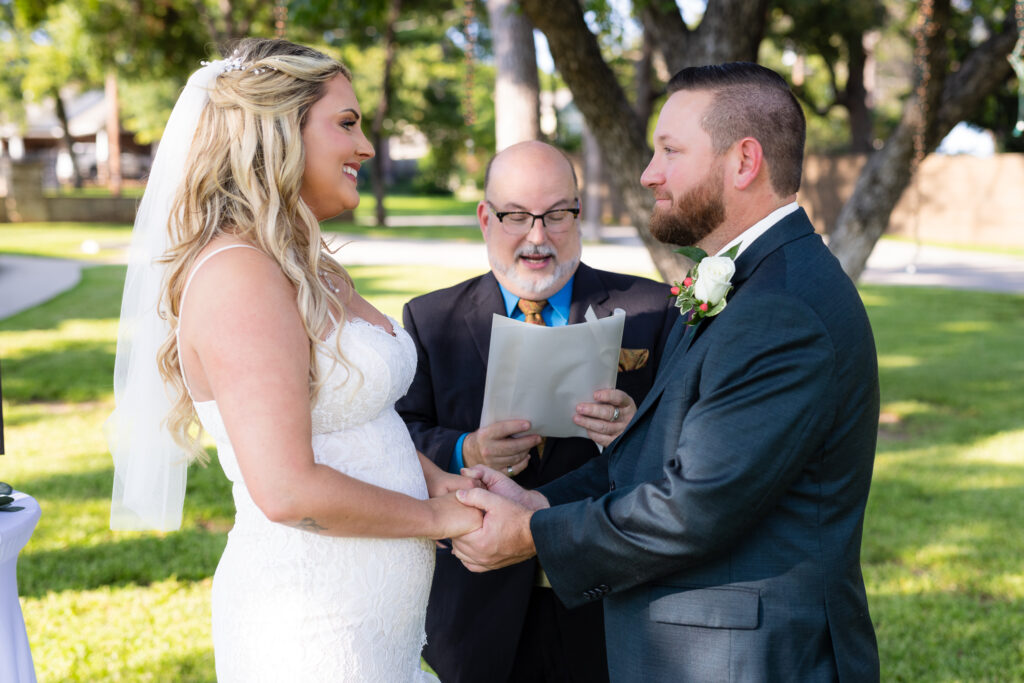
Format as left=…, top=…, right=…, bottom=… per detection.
left=827, top=0, right=1018, bottom=280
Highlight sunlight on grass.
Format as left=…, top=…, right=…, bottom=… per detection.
left=939, top=320, right=995, bottom=334
left=858, top=290, right=892, bottom=307
left=959, top=429, right=1024, bottom=465
left=0, top=222, right=132, bottom=261
left=26, top=579, right=215, bottom=683
left=877, top=354, right=921, bottom=369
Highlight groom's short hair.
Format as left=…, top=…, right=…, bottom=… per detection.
left=667, top=62, right=805, bottom=196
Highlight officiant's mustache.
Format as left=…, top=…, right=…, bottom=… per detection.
left=515, top=244, right=556, bottom=260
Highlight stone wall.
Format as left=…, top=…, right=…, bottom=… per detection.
left=45, top=195, right=139, bottom=223
left=1, top=160, right=49, bottom=222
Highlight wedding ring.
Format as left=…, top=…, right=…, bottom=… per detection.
left=507, top=465, right=513, bottom=475
left=612, top=407, right=621, bottom=422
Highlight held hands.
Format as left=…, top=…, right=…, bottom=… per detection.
left=462, top=419, right=540, bottom=477
left=449, top=465, right=550, bottom=572
left=574, top=389, right=636, bottom=447
left=427, top=492, right=483, bottom=540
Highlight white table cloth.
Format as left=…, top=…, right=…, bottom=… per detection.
left=0, top=491, right=40, bottom=683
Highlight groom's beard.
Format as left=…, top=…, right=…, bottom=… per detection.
left=649, top=162, right=726, bottom=247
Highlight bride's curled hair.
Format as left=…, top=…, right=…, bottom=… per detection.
left=157, top=38, right=358, bottom=463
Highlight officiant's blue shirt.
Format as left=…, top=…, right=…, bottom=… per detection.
left=449, top=275, right=575, bottom=472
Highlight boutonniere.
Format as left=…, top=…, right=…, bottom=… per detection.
left=669, top=243, right=740, bottom=325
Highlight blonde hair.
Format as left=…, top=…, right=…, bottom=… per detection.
left=156, top=38, right=358, bottom=463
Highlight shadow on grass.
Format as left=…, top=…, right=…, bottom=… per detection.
left=2, top=340, right=115, bottom=403
left=863, top=477, right=1024, bottom=566
left=19, top=528, right=226, bottom=598
left=145, top=651, right=216, bottom=683
left=16, top=453, right=233, bottom=509
left=868, top=589, right=1024, bottom=680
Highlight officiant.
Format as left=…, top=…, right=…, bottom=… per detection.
left=397, top=140, right=674, bottom=683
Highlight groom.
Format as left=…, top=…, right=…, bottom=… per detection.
left=452, top=62, right=881, bottom=681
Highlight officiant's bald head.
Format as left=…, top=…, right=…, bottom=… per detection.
left=477, top=141, right=582, bottom=300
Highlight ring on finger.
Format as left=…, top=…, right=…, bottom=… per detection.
left=507, top=465, right=513, bottom=476
left=612, top=407, right=621, bottom=422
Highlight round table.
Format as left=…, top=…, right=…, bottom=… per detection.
left=0, top=491, right=40, bottom=683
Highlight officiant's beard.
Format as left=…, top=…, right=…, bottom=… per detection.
left=649, top=166, right=726, bottom=248
left=489, top=242, right=580, bottom=298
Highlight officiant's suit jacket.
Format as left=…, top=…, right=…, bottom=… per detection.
left=533, top=209, right=881, bottom=682
left=397, top=261, right=674, bottom=683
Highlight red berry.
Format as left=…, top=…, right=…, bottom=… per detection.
left=699, top=303, right=709, bottom=312
left=670, top=286, right=680, bottom=295
left=683, top=277, right=693, bottom=287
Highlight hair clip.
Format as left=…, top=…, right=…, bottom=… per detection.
left=200, top=55, right=247, bottom=74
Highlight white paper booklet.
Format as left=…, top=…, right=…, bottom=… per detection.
left=479, top=306, right=625, bottom=438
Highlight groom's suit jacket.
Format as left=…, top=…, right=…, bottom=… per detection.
left=397, top=262, right=674, bottom=683
left=533, top=210, right=881, bottom=682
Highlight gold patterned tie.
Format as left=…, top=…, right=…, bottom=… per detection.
left=517, top=298, right=548, bottom=326
left=516, top=298, right=548, bottom=458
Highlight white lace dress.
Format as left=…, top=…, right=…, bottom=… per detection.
left=194, top=313, right=437, bottom=682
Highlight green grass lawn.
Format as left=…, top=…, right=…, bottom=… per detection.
left=1, top=235, right=1023, bottom=679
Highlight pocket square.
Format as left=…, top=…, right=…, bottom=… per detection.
left=618, top=348, right=649, bottom=372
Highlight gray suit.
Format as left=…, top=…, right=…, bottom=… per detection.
left=532, top=209, right=880, bottom=682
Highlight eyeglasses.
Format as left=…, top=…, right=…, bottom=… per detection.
left=487, top=201, right=580, bottom=234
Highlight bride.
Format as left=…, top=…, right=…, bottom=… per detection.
left=106, top=38, right=481, bottom=681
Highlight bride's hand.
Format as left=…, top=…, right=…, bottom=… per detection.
left=427, top=492, right=483, bottom=540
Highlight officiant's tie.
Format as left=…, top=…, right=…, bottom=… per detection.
left=517, top=298, right=547, bottom=325
left=517, top=298, right=548, bottom=459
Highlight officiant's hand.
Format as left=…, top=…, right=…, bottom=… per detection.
left=574, top=389, right=636, bottom=446
left=463, top=420, right=540, bottom=476
left=451, top=487, right=541, bottom=571
left=461, top=465, right=549, bottom=511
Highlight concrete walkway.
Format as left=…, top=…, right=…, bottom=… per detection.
left=0, top=255, right=83, bottom=320
left=2, top=224, right=1024, bottom=321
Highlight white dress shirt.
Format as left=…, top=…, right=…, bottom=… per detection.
left=716, top=201, right=799, bottom=258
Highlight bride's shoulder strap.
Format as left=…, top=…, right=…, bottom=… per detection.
left=179, top=244, right=263, bottom=313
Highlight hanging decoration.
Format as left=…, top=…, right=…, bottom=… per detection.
left=907, top=0, right=937, bottom=275
left=462, top=0, right=477, bottom=128
left=274, top=0, right=288, bottom=39
left=1010, top=0, right=1024, bottom=137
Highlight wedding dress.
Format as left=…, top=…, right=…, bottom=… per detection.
left=181, top=246, right=438, bottom=682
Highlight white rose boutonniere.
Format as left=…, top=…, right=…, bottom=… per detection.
left=669, top=243, right=740, bottom=325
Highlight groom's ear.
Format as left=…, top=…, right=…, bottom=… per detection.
left=730, top=137, right=764, bottom=191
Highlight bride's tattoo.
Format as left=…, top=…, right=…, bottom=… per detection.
left=294, top=517, right=327, bottom=533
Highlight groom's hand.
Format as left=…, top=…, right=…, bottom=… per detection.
left=451, top=487, right=538, bottom=572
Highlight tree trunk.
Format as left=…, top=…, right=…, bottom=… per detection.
left=487, top=0, right=541, bottom=150
left=580, top=122, right=604, bottom=242
left=843, top=33, right=873, bottom=154
left=105, top=71, right=122, bottom=196
left=829, top=4, right=1018, bottom=280
left=634, top=35, right=655, bottom=133
left=373, top=0, right=402, bottom=228
left=520, top=0, right=770, bottom=281
left=53, top=88, right=83, bottom=189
